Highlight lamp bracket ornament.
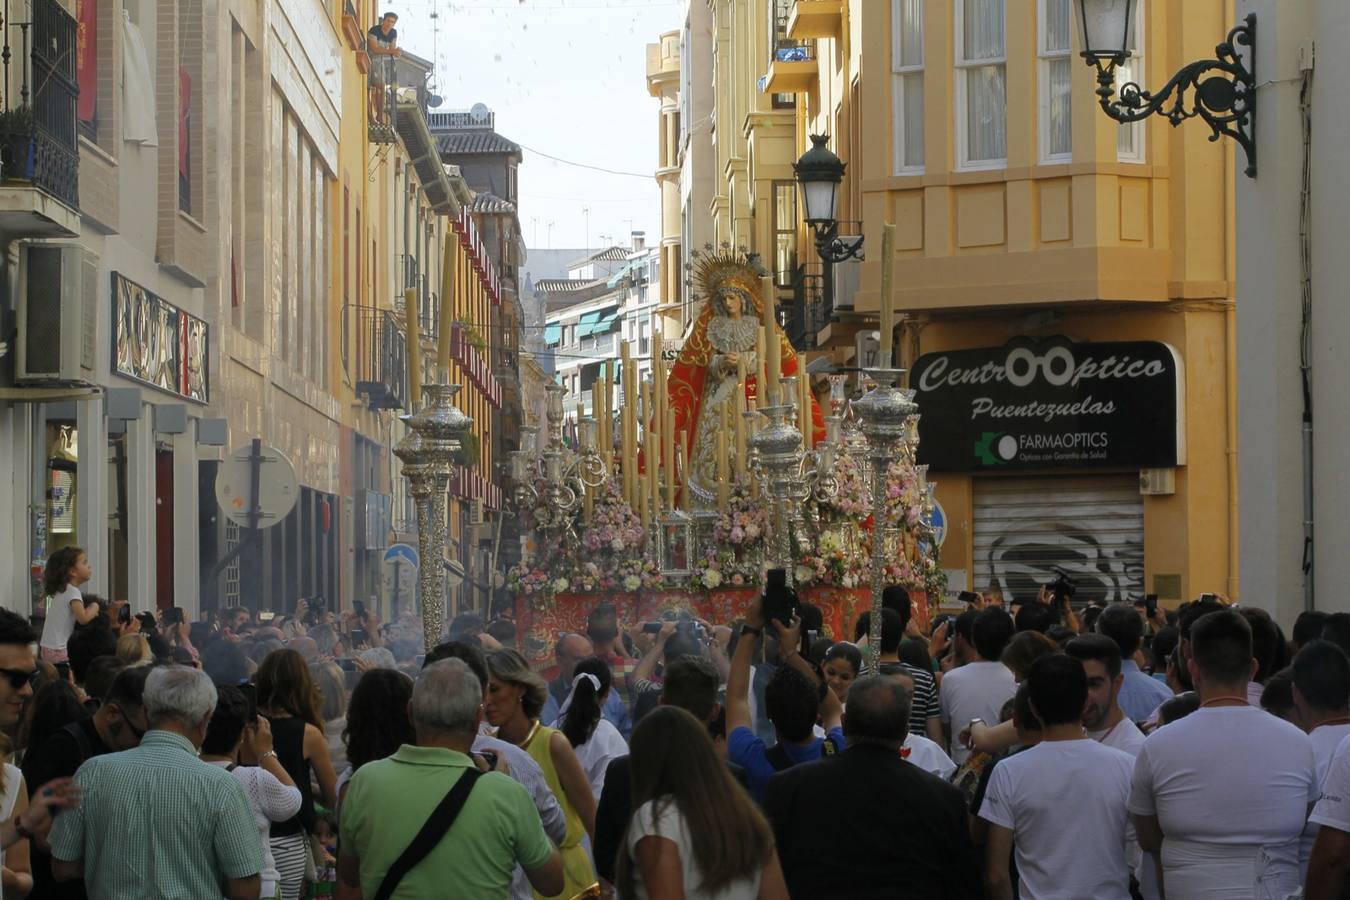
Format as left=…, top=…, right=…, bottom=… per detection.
left=812, top=222, right=866, bottom=264
left=1090, top=13, right=1256, bottom=177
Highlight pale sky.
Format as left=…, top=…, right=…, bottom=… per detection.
left=393, top=0, right=681, bottom=252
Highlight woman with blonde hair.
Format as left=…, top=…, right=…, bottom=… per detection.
left=486, top=649, right=597, bottom=900
left=255, top=648, right=338, bottom=900
left=618, top=706, right=786, bottom=900
left=309, top=659, right=349, bottom=773
left=0, top=734, right=33, bottom=898
left=115, top=633, right=152, bottom=666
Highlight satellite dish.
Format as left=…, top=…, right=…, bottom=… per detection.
left=469, top=102, right=490, bottom=123
left=427, top=94, right=443, bottom=108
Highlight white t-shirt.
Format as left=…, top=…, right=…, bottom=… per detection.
left=1301, top=725, right=1350, bottom=871
left=0, top=763, right=18, bottom=900
left=1129, top=705, right=1316, bottom=847
left=903, top=733, right=956, bottom=781
left=938, top=661, right=1017, bottom=765
left=39, top=586, right=81, bottom=650
left=1089, top=716, right=1147, bottom=758
left=625, top=797, right=761, bottom=900
left=979, top=739, right=1136, bottom=900
left=572, top=718, right=629, bottom=802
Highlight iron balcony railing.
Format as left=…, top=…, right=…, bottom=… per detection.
left=771, top=0, right=817, bottom=63
left=0, top=0, right=79, bottom=209
left=787, top=269, right=826, bottom=350
left=355, top=307, right=408, bottom=410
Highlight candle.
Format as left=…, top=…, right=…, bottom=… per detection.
left=716, top=418, right=729, bottom=510
left=755, top=327, right=767, bottom=406
left=403, top=288, right=421, bottom=410
left=642, top=381, right=657, bottom=522
left=761, top=276, right=780, bottom=405
left=735, top=361, right=748, bottom=478
left=620, top=344, right=632, bottom=505
left=677, top=429, right=690, bottom=512
left=664, top=406, right=676, bottom=510
left=880, top=222, right=896, bottom=365
left=798, top=370, right=811, bottom=448
left=436, top=234, right=457, bottom=377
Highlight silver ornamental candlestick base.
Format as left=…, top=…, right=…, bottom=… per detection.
left=749, top=403, right=805, bottom=586
left=850, top=368, right=918, bottom=672
left=394, top=383, right=474, bottom=652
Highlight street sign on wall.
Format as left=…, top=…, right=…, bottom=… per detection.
left=215, top=443, right=299, bottom=528
left=913, top=337, right=1185, bottom=472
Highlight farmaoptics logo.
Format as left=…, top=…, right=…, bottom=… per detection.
left=975, top=432, right=1020, bottom=465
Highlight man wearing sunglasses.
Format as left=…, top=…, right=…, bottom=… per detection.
left=0, top=609, right=38, bottom=727
left=24, top=663, right=151, bottom=900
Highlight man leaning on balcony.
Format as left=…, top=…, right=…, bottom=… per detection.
left=368, top=12, right=400, bottom=125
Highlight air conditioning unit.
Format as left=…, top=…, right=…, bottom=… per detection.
left=16, top=244, right=95, bottom=383
left=468, top=498, right=485, bottom=526
left=1139, top=468, right=1177, bottom=496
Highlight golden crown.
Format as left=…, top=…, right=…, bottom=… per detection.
left=685, top=243, right=764, bottom=311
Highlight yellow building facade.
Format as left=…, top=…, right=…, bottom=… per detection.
left=766, top=0, right=1239, bottom=604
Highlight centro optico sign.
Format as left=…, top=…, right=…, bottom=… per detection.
left=912, top=337, right=1185, bottom=472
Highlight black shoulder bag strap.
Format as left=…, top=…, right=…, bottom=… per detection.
left=372, top=768, right=484, bottom=900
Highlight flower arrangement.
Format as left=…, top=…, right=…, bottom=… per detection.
left=581, top=481, right=646, bottom=556
left=881, top=460, right=926, bottom=530
left=714, top=480, right=768, bottom=547
left=817, top=453, right=868, bottom=522
left=795, top=529, right=862, bottom=587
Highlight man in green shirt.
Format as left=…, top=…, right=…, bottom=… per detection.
left=338, top=659, right=563, bottom=899
left=50, top=665, right=263, bottom=900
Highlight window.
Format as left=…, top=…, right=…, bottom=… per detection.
left=773, top=181, right=798, bottom=289
left=1039, top=0, right=1073, bottom=162
left=955, top=0, right=1007, bottom=168
left=892, top=0, right=924, bottom=172
left=1117, top=0, right=1145, bottom=162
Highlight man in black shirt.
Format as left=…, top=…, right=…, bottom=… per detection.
left=25, top=664, right=150, bottom=900
left=764, top=675, right=980, bottom=899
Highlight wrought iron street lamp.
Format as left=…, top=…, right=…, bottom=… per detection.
left=1075, top=0, right=1257, bottom=177
left=793, top=135, right=864, bottom=263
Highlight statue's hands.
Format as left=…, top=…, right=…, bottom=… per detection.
left=721, top=353, right=740, bottom=375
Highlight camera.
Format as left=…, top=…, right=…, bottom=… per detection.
left=675, top=618, right=707, bottom=641
left=1046, top=567, right=1077, bottom=606
left=762, top=568, right=799, bottom=628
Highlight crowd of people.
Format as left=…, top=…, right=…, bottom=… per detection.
left=11, top=543, right=1350, bottom=898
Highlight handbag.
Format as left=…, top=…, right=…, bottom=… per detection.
left=372, top=768, right=484, bottom=900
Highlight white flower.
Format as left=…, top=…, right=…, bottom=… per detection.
left=702, top=569, right=723, bottom=589
left=795, top=565, right=814, bottom=584
left=552, top=577, right=570, bottom=593
left=623, top=574, right=642, bottom=591
left=611, top=538, right=626, bottom=553
left=842, top=573, right=856, bottom=588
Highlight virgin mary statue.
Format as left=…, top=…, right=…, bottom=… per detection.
left=667, top=248, right=824, bottom=507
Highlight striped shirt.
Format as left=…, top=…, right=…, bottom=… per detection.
left=50, top=730, right=263, bottom=900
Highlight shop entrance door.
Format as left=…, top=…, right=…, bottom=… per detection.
left=972, top=475, right=1144, bottom=606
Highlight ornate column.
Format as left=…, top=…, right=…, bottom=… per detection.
left=394, top=383, right=474, bottom=652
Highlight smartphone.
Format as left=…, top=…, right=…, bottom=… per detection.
left=335, top=658, right=358, bottom=672
left=353, top=599, right=367, bottom=620
left=237, top=682, right=257, bottom=722
left=477, top=750, right=499, bottom=770
left=258, top=611, right=275, bottom=622
left=958, top=591, right=979, bottom=607
left=118, top=604, right=131, bottom=624
left=1199, top=592, right=1219, bottom=603
left=641, top=622, right=662, bottom=634
left=351, top=628, right=370, bottom=648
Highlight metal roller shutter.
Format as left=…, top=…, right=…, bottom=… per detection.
left=973, top=475, right=1144, bottom=606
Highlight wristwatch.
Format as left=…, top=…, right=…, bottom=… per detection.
left=740, top=624, right=764, bottom=637
left=258, top=750, right=279, bottom=764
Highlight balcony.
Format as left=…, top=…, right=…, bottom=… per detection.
left=786, top=0, right=843, bottom=39
left=787, top=271, right=826, bottom=351
left=355, top=308, right=408, bottom=411
left=0, top=0, right=78, bottom=237
left=762, top=40, right=818, bottom=94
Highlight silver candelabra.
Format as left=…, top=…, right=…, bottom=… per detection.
left=394, top=383, right=474, bottom=652
left=850, top=368, right=919, bottom=672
